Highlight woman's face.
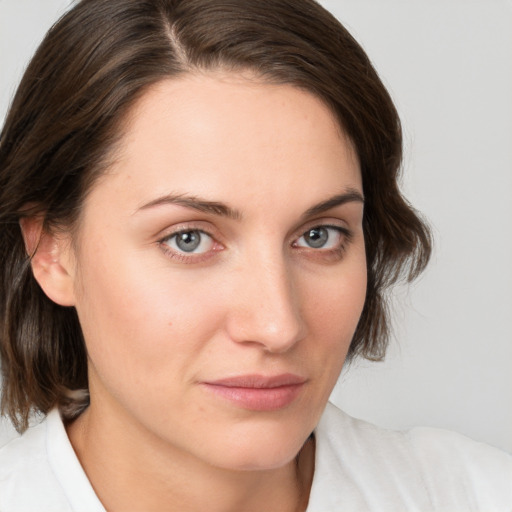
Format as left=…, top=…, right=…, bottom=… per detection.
left=66, top=73, right=366, bottom=470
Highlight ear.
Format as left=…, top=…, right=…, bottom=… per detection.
left=19, top=216, right=76, bottom=307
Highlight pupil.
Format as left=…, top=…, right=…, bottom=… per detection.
left=306, top=228, right=328, bottom=248
left=176, top=231, right=201, bottom=252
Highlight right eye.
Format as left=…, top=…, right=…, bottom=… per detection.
left=161, top=229, right=215, bottom=254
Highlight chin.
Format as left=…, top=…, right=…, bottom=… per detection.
left=217, top=443, right=304, bottom=472
left=199, top=417, right=314, bottom=472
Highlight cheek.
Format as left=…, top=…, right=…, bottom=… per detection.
left=299, top=251, right=367, bottom=368
left=72, top=240, right=225, bottom=390
left=305, top=254, right=367, bottom=332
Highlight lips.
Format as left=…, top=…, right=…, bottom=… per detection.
left=201, top=373, right=306, bottom=411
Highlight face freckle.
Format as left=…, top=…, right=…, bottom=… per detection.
left=69, top=72, right=367, bottom=472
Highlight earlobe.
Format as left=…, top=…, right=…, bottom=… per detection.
left=19, top=217, right=76, bottom=307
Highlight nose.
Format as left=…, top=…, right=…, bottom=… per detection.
left=225, top=252, right=306, bottom=353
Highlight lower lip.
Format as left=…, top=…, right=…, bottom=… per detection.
left=201, top=383, right=304, bottom=411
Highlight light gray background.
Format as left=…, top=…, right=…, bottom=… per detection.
left=1, top=1, right=511, bottom=453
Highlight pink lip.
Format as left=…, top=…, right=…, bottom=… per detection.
left=201, top=374, right=306, bottom=411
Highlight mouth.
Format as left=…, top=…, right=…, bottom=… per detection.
left=201, top=374, right=306, bottom=411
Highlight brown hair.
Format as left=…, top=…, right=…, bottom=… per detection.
left=0, top=0, right=431, bottom=432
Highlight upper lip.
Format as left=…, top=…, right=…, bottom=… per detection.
left=204, top=373, right=306, bottom=389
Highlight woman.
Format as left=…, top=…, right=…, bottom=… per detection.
left=0, top=0, right=510, bottom=510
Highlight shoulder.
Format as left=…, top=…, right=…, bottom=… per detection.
left=0, top=416, right=44, bottom=470
left=0, top=412, right=74, bottom=511
left=405, top=423, right=512, bottom=503
left=0, top=409, right=103, bottom=512
left=307, top=402, right=512, bottom=511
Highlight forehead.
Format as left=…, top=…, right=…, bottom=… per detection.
left=86, top=73, right=361, bottom=218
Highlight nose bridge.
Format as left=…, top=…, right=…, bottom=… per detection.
left=227, top=246, right=305, bottom=352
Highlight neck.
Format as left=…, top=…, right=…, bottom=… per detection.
left=66, top=400, right=314, bottom=512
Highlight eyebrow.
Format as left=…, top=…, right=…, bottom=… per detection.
left=136, top=193, right=242, bottom=220
left=301, top=188, right=364, bottom=219
left=136, top=188, right=364, bottom=220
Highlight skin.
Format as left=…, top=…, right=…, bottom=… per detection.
left=27, top=73, right=367, bottom=511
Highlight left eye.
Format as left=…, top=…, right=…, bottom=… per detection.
left=163, top=230, right=214, bottom=254
left=295, top=226, right=344, bottom=249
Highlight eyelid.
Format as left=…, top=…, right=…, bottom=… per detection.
left=156, top=222, right=225, bottom=262
left=163, top=229, right=214, bottom=253
left=290, top=220, right=354, bottom=262
left=292, top=218, right=352, bottom=242
left=294, top=225, right=348, bottom=248
left=155, top=220, right=221, bottom=243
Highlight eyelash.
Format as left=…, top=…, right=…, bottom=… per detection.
left=157, top=223, right=353, bottom=264
left=292, top=224, right=352, bottom=261
left=158, top=226, right=223, bottom=263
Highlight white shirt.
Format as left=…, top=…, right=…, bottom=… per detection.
left=308, top=403, right=512, bottom=511
left=1, top=403, right=511, bottom=511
